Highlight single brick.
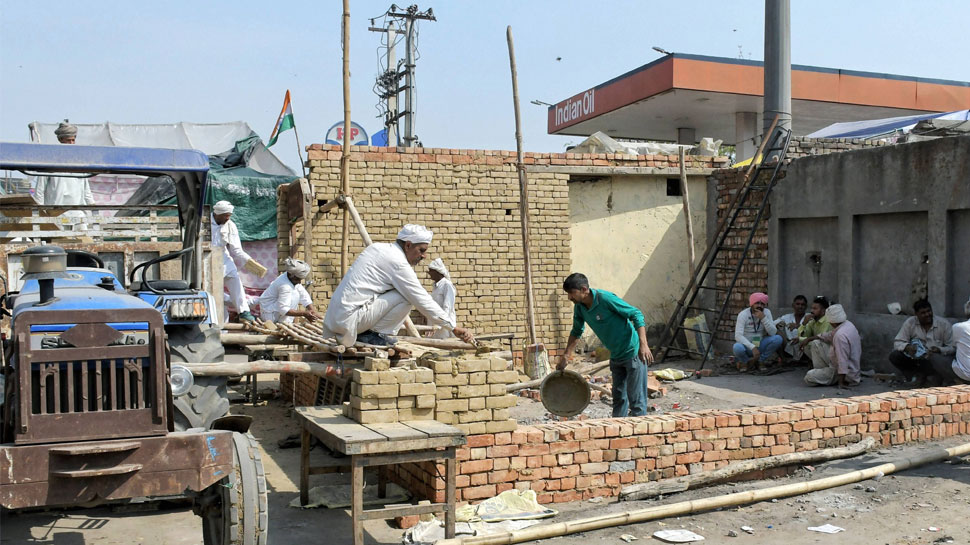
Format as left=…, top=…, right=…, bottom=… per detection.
left=416, top=395, right=436, bottom=408
left=487, top=395, right=517, bottom=409
left=364, top=357, right=390, bottom=371
left=356, top=409, right=399, bottom=424
left=400, top=382, right=436, bottom=396
left=358, top=384, right=399, bottom=399
left=397, top=396, right=416, bottom=408
left=457, top=358, right=491, bottom=373
left=352, top=369, right=379, bottom=385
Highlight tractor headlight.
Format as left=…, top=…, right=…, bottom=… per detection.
left=170, top=365, right=194, bottom=397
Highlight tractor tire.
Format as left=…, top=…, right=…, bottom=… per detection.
left=198, top=432, right=269, bottom=545
left=168, top=324, right=230, bottom=431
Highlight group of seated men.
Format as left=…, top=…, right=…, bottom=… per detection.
left=734, top=291, right=970, bottom=389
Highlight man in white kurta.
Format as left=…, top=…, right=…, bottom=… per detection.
left=33, top=120, right=96, bottom=229
left=259, top=258, right=320, bottom=323
left=211, top=200, right=267, bottom=322
left=322, top=224, right=474, bottom=347
left=427, top=258, right=457, bottom=339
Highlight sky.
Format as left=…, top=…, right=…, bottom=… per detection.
left=2, top=0, right=968, bottom=172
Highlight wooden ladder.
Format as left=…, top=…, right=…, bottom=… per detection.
left=657, top=118, right=793, bottom=368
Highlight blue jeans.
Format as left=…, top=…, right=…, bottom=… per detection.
left=733, top=335, right=784, bottom=364
left=610, top=356, right=647, bottom=417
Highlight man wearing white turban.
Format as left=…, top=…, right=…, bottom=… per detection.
left=949, top=298, right=970, bottom=385
left=322, top=224, right=475, bottom=347
left=427, top=258, right=457, bottom=339
left=804, top=304, right=861, bottom=387
left=258, top=258, right=319, bottom=323
left=33, top=120, right=95, bottom=229
left=211, top=200, right=268, bottom=322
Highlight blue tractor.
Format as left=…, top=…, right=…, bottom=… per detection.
left=0, top=143, right=267, bottom=544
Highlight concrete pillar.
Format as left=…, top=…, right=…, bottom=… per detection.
left=735, top=112, right=759, bottom=161
left=764, top=0, right=792, bottom=159
left=677, top=127, right=696, bottom=145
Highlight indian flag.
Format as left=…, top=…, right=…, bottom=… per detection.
left=267, top=90, right=295, bottom=147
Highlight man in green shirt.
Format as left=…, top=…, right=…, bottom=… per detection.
left=800, top=296, right=835, bottom=385
left=558, top=273, right=654, bottom=417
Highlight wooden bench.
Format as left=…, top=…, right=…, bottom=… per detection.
left=296, top=406, right=465, bottom=545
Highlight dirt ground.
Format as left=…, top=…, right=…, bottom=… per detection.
left=2, top=359, right=965, bottom=545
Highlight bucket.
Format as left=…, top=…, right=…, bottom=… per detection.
left=539, top=370, right=591, bottom=417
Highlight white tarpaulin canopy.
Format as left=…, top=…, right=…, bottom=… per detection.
left=28, top=121, right=296, bottom=176
left=806, top=110, right=970, bottom=139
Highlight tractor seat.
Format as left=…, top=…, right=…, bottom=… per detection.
left=130, top=279, right=192, bottom=293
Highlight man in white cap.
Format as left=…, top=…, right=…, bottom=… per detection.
left=211, top=200, right=267, bottom=322
left=259, top=257, right=320, bottom=323
left=322, top=224, right=475, bottom=347
left=804, top=304, right=861, bottom=388
left=948, top=297, right=970, bottom=385
left=427, top=258, right=457, bottom=339
left=33, top=120, right=95, bottom=228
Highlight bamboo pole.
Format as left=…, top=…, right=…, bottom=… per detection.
left=506, top=26, right=538, bottom=347
left=220, top=333, right=286, bottom=345
left=678, top=146, right=695, bottom=270
left=620, top=436, right=876, bottom=501
left=436, top=440, right=970, bottom=545
left=506, top=360, right=610, bottom=393
left=339, top=0, right=351, bottom=276
left=394, top=335, right=477, bottom=350
left=181, top=360, right=339, bottom=377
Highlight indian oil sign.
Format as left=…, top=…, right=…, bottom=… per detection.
left=551, top=88, right=596, bottom=130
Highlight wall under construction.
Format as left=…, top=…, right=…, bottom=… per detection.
left=390, top=383, right=970, bottom=504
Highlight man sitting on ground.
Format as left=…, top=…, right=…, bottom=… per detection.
left=733, top=292, right=784, bottom=371
left=321, top=224, right=474, bottom=347
left=258, top=258, right=321, bottom=324
left=558, top=273, right=654, bottom=417
left=949, top=297, right=970, bottom=385
left=775, top=294, right=809, bottom=362
left=806, top=304, right=861, bottom=387
left=889, top=299, right=955, bottom=387
left=799, top=296, right=835, bottom=385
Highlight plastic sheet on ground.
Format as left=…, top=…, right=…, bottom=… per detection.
left=653, top=368, right=688, bottom=381
left=288, top=482, right=409, bottom=509
left=455, top=490, right=558, bottom=523
left=403, top=517, right=542, bottom=545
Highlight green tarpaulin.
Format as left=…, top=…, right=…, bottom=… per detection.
left=205, top=135, right=298, bottom=241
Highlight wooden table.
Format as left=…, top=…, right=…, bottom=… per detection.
left=296, top=406, right=466, bottom=545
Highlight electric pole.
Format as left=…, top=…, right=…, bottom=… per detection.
left=370, top=4, right=435, bottom=148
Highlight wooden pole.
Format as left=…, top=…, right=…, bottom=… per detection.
left=339, top=0, right=351, bottom=276
left=506, top=26, right=538, bottom=347
left=291, top=92, right=308, bottom=178
left=181, top=360, right=340, bottom=377
left=300, top=178, right=313, bottom=284
left=620, top=436, right=875, bottom=501
left=678, top=146, right=695, bottom=270
left=436, top=440, right=970, bottom=545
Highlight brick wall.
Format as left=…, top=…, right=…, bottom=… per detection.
left=282, top=145, right=728, bottom=351
left=389, top=384, right=970, bottom=504
left=711, top=136, right=890, bottom=342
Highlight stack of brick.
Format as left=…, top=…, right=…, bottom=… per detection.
left=420, top=353, right=519, bottom=435
left=343, top=357, right=437, bottom=424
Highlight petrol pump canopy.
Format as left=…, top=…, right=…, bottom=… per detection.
left=547, top=53, right=970, bottom=144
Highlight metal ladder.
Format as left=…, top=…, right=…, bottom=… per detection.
left=657, top=119, right=793, bottom=368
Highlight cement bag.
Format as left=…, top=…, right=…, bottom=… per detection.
left=523, top=343, right=551, bottom=380
left=683, top=314, right=712, bottom=359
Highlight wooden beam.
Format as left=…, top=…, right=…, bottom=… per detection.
left=526, top=165, right=716, bottom=176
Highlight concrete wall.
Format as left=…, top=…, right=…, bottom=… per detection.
left=569, top=175, right=709, bottom=332
left=768, top=135, right=970, bottom=368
